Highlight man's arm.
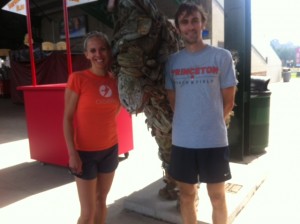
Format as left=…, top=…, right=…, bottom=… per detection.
left=167, top=90, right=175, bottom=111
left=221, top=86, right=236, bottom=121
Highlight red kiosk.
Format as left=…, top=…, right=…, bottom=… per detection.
left=18, top=84, right=133, bottom=167
left=8, top=0, right=133, bottom=166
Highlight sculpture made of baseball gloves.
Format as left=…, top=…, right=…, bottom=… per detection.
left=107, top=0, right=236, bottom=201
left=108, top=0, right=182, bottom=200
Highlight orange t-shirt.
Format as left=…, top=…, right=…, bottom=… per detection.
left=66, top=70, right=121, bottom=151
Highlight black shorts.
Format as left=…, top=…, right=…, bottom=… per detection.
left=74, top=144, right=119, bottom=180
left=168, top=145, right=231, bottom=184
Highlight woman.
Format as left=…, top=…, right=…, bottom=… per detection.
left=63, top=31, right=120, bottom=224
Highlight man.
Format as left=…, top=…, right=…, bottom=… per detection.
left=165, top=2, right=238, bottom=224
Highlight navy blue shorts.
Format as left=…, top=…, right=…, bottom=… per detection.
left=73, top=144, right=119, bottom=180
left=168, top=145, right=231, bottom=184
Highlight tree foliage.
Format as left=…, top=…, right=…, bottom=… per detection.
left=271, top=39, right=299, bottom=66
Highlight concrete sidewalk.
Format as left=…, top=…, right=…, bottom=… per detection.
left=1, top=78, right=300, bottom=224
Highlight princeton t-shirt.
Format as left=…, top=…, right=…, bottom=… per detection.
left=165, top=45, right=238, bottom=149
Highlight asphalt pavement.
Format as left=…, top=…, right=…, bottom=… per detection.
left=1, top=77, right=300, bottom=224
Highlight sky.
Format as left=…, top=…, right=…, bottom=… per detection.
left=251, top=0, right=300, bottom=45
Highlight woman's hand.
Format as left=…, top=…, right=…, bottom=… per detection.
left=68, top=151, right=82, bottom=175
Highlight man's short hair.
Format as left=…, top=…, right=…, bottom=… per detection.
left=174, top=2, right=208, bottom=28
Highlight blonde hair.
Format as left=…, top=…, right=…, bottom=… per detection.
left=83, top=31, right=110, bottom=52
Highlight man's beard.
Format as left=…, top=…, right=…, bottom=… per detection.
left=184, top=38, right=199, bottom=45
left=182, top=31, right=201, bottom=45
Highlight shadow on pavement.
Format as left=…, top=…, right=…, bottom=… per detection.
left=0, top=161, right=74, bottom=208
left=230, top=152, right=267, bottom=165
left=0, top=99, right=28, bottom=144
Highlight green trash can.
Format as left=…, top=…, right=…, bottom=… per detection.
left=249, top=77, right=271, bottom=154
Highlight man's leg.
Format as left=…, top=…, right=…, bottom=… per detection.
left=177, top=181, right=198, bottom=224
left=207, top=182, right=228, bottom=224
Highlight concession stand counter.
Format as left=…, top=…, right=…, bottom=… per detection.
left=11, top=0, right=133, bottom=167
left=18, top=83, right=133, bottom=167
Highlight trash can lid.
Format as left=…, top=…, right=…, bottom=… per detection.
left=282, top=67, right=290, bottom=72
left=250, top=90, right=272, bottom=97
left=251, top=76, right=270, bottom=92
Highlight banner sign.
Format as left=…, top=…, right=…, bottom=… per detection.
left=2, top=0, right=26, bottom=16
left=67, top=0, right=97, bottom=7
left=296, top=47, right=300, bottom=67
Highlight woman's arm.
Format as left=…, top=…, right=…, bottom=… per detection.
left=63, top=88, right=82, bottom=174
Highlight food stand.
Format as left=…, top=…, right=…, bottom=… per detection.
left=18, top=83, right=133, bottom=166
left=6, top=0, right=133, bottom=166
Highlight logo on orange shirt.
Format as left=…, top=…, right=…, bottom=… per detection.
left=99, top=85, right=112, bottom=97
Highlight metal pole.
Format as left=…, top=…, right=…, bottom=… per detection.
left=25, top=0, right=37, bottom=86
left=63, top=0, right=73, bottom=75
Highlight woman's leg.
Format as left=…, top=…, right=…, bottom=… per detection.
left=75, top=177, right=97, bottom=224
left=95, top=171, right=115, bottom=224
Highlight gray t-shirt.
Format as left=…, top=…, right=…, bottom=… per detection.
left=165, top=45, right=238, bottom=149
